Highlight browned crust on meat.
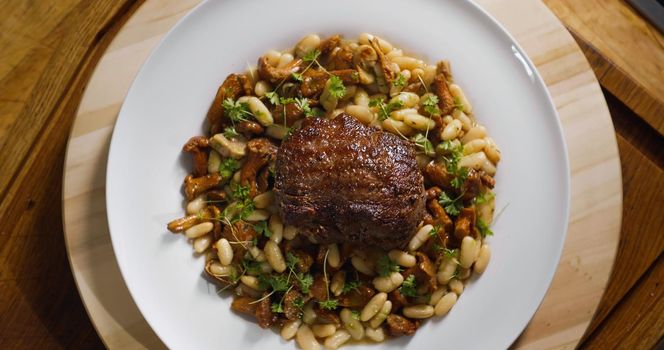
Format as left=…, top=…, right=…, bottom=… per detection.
left=274, top=114, right=426, bottom=250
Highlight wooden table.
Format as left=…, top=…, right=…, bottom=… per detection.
left=0, top=1, right=661, bottom=349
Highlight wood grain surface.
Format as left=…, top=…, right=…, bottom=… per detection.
left=0, top=0, right=660, bottom=349
left=543, top=0, right=664, bottom=135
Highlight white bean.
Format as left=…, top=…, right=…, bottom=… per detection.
left=388, top=250, right=416, bottom=267
left=484, top=137, right=501, bottom=164
left=461, top=125, right=487, bottom=144
left=340, top=308, right=364, bottom=340
left=459, top=151, right=488, bottom=170
left=408, top=224, right=434, bottom=252
left=351, top=255, right=375, bottom=276
left=382, top=118, right=415, bottom=136
left=429, top=288, right=447, bottom=306
left=441, top=119, right=462, bottom=141
left=295, top=34, right=321, bottom=58
left=253, top=191, right=274, bottom=209
left=404, top=113, right=436, bottom=131
left=193, top=234, right=212, bottom=253
left=185, top=222, right=213, bottom=238
left=254, top=80, right=271, bottom=97
left=281, top=319, right=301, bottom=340
left=264, top=50, right=282, bottom=67
left=422, top=64, right=437, bottom=86
left=186, top=195, right=206, bottom=215
left=324, top=330, right=351, bottom=350
left=369, top=300, right=392, bottom=328
left=235, top=283, right=262, bottom=298
left=474, top=244, right=491, bottom=274
left=207, top=149, right=221, bottom=174
left=207, top=261, right=235, bottom=277
left=330, top=270, right=346, bottom=296
left=389, top=92, right=420, bottom=108
left=303, top=301, right=317, bottom=325
left=372, top=272, right=404, bottom=293
left=453, top=109, right=473, bottom=131
left=434, top=292, right=458, bottom=316
left=264, top=240, right=286, bottom=273
left=215, top=238, right=233, bottom=265
left=449, top=83, right=472, bottom=113
left=403, top=304, right=434, bottom=319
left=240, top=275, right=264, bottom=291
left=360, top=292, right=388, bottom=321
left=437, top=257, right=458, bottom=285
left=389, top=108, right=418, bottom=121
left=345, top=105, right=375, bottom=125
left=353, top=88, right=370, bottom=106
left=386, top=48, right=403, bottom=59
left=463, top=139, right=488, bottom=155
left=245, top=209, right=270, bottom=222
left=365, top=327, right=386, bottom=342
left=327, top=244, right=340, bottom=268
left=459, top=236, right=478, bottom=269
left=249, top=246, right=266, bottom=262
left=296, top=324, right=321, bottom=350
left=448, top=278, right=464, bottom=295
left=237, top=96, right=273, bottom=126
left=268, top=214, right=283, bottom=243
left=283, top=225, right=299, bottom=240
left=277, top=53, right=294, bottom=68
left=391, top=56, right=424, bottom=71
left=411, top=68, right=425, bottom=81
left=358, top=32, right=374, bottom=45
left=312, top=324, right=336, bottom=338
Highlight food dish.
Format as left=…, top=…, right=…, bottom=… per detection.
left=166, top=33, right=500, bottom=348
left=106, top=0, right=570, bottom=349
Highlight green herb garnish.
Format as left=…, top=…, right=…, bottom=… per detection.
left=438, top=191, right=463, bottom=217
left=376, top=255, right=401, bottom=277
left=369, top=98, right=403, bottom=121
left=477, top=218, right=493, bottom=237
left=421, top=94, right=441, bottom=116
left=399, top=275, right=418, bottom=297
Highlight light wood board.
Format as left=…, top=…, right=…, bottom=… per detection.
left=62, top=0, right=623, bottom=348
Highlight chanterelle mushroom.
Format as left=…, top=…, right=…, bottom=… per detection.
left=240, top=138, right=277, bottom=198
left=370, top=38, right=395, bottom=94
left=257, top=56, right=302, bottom=83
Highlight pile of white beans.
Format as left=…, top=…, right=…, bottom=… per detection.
left=172, top=33, right=500, bottom=350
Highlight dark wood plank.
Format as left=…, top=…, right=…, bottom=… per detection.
left=0, top=0, right=141, bottom=348
left=580, top=91, right=664, bottom=347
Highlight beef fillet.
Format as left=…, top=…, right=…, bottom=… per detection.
left=274, top=114, right=426, bottom=250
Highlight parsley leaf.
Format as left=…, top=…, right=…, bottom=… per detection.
left=286, top=252, right=300, bottom=271
left=291, top=72, right=304, bottom=82
left=439, top=191, right=462, bottom=217
left=265, top=91, right=280, bottom=106
left=429, top=225, right=441, bottom=237
left=294, top=98, right=319, bottom=118
left=297, top=273, right=313, bottom=294
left=232, top=184, right=250, bottom=201
left=253, top=221, right=272, bottom=238
left=377, top=255, right=401, bottom=277
left=411, top=134, right=435, bottom=157
left=241, top=258, right=263, bottom=275
left=369, top=98, right=403, bottom=121
left=477, top=218, right=493, bottom=237
left=436, top=140, right=468, bottom=189
left=259, top=274, right=289, bottom=292
left=271, top=302, right=284, bottom=313
left=474, top=191, right=495, bottom=205
left=327, top=75, right=346, bottom=99
left=392, top=73, right=406, bottom=88
left=443, top=248, right=457, bottom=259
left=341, top=279, right=361, bottom=294
left=450, top=167, right=469, bottom=189
left=223, top=98, right=252, bottom=122
left=223, top=126, right=239, bottom=139
left=399, top=275, right=418, bottom=297
left=219, top=158, right=240, bottom=180
left=421, top=94, right=441, bottom=116
left=302, top=49, right=321, bottom=63
left=318, top=299, right=339, bottom=311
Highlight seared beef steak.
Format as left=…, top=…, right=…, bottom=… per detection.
left=274, top=114, right=426, bottom=250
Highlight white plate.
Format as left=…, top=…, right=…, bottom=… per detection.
left=106, top=0, right=570, bottom=349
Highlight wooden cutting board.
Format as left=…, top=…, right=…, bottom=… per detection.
left=62, top=0, right=622, bottom=348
